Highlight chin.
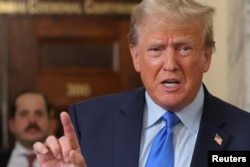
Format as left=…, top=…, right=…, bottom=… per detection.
left=159, top=97, right=185, bottom=111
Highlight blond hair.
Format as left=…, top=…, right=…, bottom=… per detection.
left=128, top=0, right=215, bottom=50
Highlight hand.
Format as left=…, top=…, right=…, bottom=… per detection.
left=33, top=111, right=87, bottom=167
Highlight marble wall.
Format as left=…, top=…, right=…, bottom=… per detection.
left=203, top=0, right=250, bottom=112
left=226, top=0, right=250, bottom=112
left=227, top=0, right=250, bottom=111
left=227, top=0, right=246, bottom=109
left=243, top=0, right=250, bottom=111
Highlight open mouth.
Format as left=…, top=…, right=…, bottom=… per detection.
left=162, top=79, right=180, bottom=87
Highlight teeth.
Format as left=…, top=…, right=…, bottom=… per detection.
left=164, top=83, right=177, bottom=87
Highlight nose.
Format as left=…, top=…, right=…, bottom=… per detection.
left=162, top=48, right=179, bottom=72
left=28, top=114, right=36, bottom=123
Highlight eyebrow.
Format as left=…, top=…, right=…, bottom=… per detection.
left=173, top=36, right=196, bottom=44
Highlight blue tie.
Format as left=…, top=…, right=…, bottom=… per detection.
left=145, top=112, right=180, bottom=167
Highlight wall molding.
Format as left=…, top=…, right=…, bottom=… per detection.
left=0, top=0, right=136, bottom=15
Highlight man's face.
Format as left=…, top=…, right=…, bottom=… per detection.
left=130, top=20, right=212, bottom=111
left=9, top=93, right=50, bottom=148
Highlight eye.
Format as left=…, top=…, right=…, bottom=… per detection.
left=178, top=45, right=192, bottom=56
left=35, top=110, right=46, bottom=117
left=148, top=47, right=161, bottom=52
left=148, top=46, right=163, bottom=57
left=18, top=110, right=29, bottom=117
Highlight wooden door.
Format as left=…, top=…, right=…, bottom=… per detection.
left=1, top=0, right=142, bottom=148
left=34, top=16, right=142, bottom=110
left=7, top=15, right=142, bottom=111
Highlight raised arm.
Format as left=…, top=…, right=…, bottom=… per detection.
left=33, top=111, right=86, bottom=167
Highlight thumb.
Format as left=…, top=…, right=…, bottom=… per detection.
left=70, top=150, right=87, bottom=167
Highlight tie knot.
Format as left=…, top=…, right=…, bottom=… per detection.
left=162, top=112, right=180, bottom=127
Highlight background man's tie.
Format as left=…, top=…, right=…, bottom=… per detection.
left=24, top=153, right=36, bottom=167
left=145, top=112, right=180, bottom=167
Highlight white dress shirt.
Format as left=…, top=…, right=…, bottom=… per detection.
left=7, top=142, right=39, bottom=167
left=139, top=85, right=204, bottom=167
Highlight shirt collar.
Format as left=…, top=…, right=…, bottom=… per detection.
left=144, top=92, right=165, bottom=129
left=14, top=141, right=35, bottom=155
left=144, top=85, right=204, bottom=134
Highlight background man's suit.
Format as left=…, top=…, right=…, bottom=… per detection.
left=69, top=85, right=250, bottom=167
left=0, top=148, right=12, bottom=167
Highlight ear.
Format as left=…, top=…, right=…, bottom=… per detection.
left=203, top=48, right=213, bottom=72
left=8, top=119, right=16, bottom=134
left=130, top=44, right=141, bottom=72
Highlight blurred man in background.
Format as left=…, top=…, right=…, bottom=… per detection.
left=0, top=90, right=51, bottom=167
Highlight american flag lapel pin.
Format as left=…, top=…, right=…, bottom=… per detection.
left=214, top=133, right=223, bottom=146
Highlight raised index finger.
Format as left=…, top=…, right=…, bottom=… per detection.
left=60, top=111, right=80, bottom=149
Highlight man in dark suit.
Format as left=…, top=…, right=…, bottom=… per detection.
left=0, top=90, right=51, bottom=167
left=0, top=149, right=12, bottom=167
left=34, top=0, right=250, bottom=167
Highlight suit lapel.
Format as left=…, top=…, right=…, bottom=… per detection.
left=113, top=88, right=145, bottom=167
left=190, top=87, right=232, bottom=167
left=111, top=86, right=234, bottom=167
left=0, top=147, right=13, bottom=167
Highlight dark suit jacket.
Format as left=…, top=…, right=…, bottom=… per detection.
left=0, top=148, right=12, bottom=167
left=69, top=86, right=250, bottom=167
